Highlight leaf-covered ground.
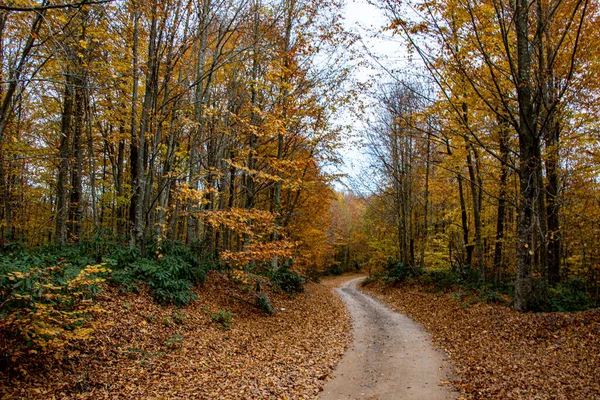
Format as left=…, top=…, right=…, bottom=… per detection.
left=0, top=272, right=351, bottom=399
left=361, top=280, right=600, bottom=399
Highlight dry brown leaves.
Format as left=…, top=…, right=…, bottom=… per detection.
left=0, top=272, right=351, bottom=399
left=362, top=281, right=600, bottom=400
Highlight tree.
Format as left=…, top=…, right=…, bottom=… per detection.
left=378, top=0, right=592, bottom=310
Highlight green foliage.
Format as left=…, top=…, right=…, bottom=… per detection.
left=269, top=261, right=305, bottom=294
left=166, top=333, right=184, bottom=349
left=360, top=275, right=381, bottom=286
left=382, top=257, right=424, bottom=283
left=322, top=263, right=344, bottom=276
left=105, top=239, right=215, bottom=306
left=421, top=269, right=461, bottom=289
left=1, top=238, right=216, bottom=308
left=172, top=311, right=186, bottom=325
left=210, top=309, right=232, bottom=330
left=255, top=293, right=275, bottom=315
left=137, top=258, right=198, bottom=306
left=0, top=263, right=110, bottom=350
left=547, top=279, right=594, bottom=312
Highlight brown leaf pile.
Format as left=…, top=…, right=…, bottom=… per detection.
left=362, top=280, right=600, bottom=399
left=0, top=272, right=350, bottom=399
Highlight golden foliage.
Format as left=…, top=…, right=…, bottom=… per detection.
left=1, top=264, right=110, bottom=352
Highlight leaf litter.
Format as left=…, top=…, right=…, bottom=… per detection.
left=0, top=272, right=351, bottom=399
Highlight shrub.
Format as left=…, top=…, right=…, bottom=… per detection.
left=548, top=279, right=594, bottom=312
left=0, top=263, right=110, bottom=351
left=128, top=258, right=199, bottom=306
left=360, top=275, right=380, bottom=286
left=106, top=241, right=213, bottom=306
left=271, top=262, right=305, bottom=294
left=210, top=309, right=232, bottom=330
left=421, top=269, right=460, bottom=290
left=382, top=257, right=424, bottom=283
left=323, top=263, right=343, bottom=276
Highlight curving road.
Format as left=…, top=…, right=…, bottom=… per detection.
left=319, top=277, right=457, bottom=400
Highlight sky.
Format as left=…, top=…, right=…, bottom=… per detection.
left=334, top=0, right=404, bottom=192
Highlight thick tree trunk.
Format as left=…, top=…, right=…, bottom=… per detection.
left=55, top=72, right=74, bottom=245
left=68, top=71, right=86, bottom=242
left=515, top=0, right=539, bottom=311
left=493, top=118, right=510, bottom=283
left=458, top=170, right=471, bottom=266
left=467, top=145, right=483, bottom=279
left=129, top=8, right=140, bottom=247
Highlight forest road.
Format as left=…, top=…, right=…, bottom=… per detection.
left=319, top=277, right=457, bottom=400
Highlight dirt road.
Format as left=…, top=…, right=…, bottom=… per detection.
left=319, top=277, right=457, bottom=400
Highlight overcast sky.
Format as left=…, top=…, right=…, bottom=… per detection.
left=335, top=0, right=403, bottom=192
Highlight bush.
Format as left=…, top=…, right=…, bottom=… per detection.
left=270, top=261, right=305, bottom=294
left=548, top=279, right=594, bottom=312
left=0, top=263, right=110, bottom=350
left=322, top=263, right=343, bottom=276
left=360, top=275, right=380, bottom=286
left=382, top=257, right=424, bottom=283
left=421, top=269, right=460, bottom=290
left=0, top=237, right=219, bottom=311
left=210, top=309, right=232, bottom=330
left=105, top=240, right=214, bottom=306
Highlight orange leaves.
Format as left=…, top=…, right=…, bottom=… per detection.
left=222, top=240, right=299, bottom=266
left=0, top=273, right=352, bottom=399
left=203, top=208, right=278, bottom=237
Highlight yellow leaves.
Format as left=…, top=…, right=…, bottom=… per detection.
left=173, top=182, right=210, bottom=205
left=2, top=263, right=110, bottom=353
left=203, top=208, right=278, bottom=237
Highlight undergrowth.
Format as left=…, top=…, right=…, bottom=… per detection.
left=0, top=263, right=110, bottom=351
left=0, top=237, right=215, bottom=308
left=365, top=261, right=597, bottom=312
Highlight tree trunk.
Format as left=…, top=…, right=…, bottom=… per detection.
left=420, top=130, right=431, bottom=268
left=129, top=8, right=140, bottom=247
left=493, top=117, right=510, bottom=283
left=55, top=72, right=74, bottom=245
left=546, top=120, right=561, bottom=284
left=514, top=0, right=538, bottom=311
left=68, top=70, right=86, bottom=242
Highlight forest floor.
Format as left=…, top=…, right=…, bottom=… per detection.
left=320, top=277, right=456, bottom=400
left=0, top=272, right=351, bottom=399
left=361, top=279, right=600, bottom=399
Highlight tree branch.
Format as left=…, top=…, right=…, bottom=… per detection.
left=0, top=0, right=113, bottom=12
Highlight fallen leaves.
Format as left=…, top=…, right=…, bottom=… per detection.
left=0, top=272, right=351, bottom=399
left=361, top=280, right=600, bottom=399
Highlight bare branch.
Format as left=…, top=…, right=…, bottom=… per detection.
left=0, top=0, right=113, bottom=12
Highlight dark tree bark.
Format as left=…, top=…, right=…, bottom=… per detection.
left=55, top=72, right=74, bottom=245
left=493, top=117, right=510, bottom=283
left=67, top=71, right=86, bottom=242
